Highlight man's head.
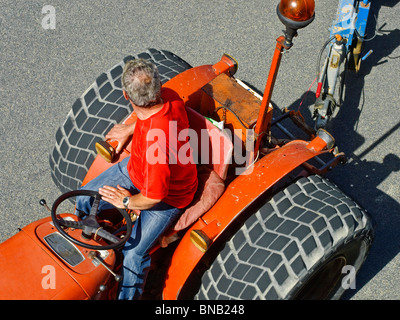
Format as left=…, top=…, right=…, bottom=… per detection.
left=121, top=58, right=162, bottom=108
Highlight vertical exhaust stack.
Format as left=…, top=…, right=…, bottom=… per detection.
left=253, top=0, right=316, bottom=156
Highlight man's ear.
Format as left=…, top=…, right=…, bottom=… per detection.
left=122, top=90, right=129, bottom=101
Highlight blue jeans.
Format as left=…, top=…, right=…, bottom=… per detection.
left=75, top=157, right=182, bottom=300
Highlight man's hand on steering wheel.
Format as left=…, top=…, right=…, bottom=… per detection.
left=51, top=190, right=133, bottom=250
left=99, top=185, right=131, bottom=209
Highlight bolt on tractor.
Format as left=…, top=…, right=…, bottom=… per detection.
left=0, top=0, right=373, bottom=300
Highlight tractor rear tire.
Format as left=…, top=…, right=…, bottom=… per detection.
left=195, top=175, right=374, bottom=300
left=49, top=49, right=192, bottom=194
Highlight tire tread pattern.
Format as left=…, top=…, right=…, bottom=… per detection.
left=196, top=175, right=373, bottom=300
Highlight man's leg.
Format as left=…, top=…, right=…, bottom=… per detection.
left=118, top=202, right=182, bottom=300
left=75, top=157, right=137, bottom=215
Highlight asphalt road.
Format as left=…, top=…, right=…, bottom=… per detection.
left=0, top=0, right=399, bottom=300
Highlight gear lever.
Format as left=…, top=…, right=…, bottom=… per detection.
left=88, top=251, right=122, bottom=282
left=39, top=199, right=51, bottom=212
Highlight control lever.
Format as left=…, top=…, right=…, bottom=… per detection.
left=39, top=199, right=51, bottom=212
left=88, top=251, right=122, bottom=282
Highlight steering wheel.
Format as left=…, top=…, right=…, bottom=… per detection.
left=51, top=190, right=133, bottom=250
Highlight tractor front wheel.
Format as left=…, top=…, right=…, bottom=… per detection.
left=195, top=175, right=374, bottom=300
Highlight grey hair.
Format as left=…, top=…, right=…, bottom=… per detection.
left=121, top=58, right=162, bottom=108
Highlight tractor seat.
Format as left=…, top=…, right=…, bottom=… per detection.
left=173, top=107, right=233, bottom=230
left=159, top=107, right=233, bottom=247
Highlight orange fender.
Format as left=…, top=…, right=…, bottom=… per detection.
left=163, top=139, right=330, bottom=299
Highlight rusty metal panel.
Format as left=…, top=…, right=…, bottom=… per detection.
left=201, top=73, right=261, bottom=128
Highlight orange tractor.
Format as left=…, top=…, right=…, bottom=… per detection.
left=0, top=0, right=373, bottom=300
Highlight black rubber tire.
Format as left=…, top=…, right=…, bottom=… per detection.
left=49, top=49, right=192, bottom=194
left=195, top=175, right=374, bottom=300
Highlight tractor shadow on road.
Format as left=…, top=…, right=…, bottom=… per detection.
left=271, top=6, right=400, bottom=299
left=270, top=103, right=400, bottom=300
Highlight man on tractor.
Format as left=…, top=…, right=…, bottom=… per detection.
left=75, top=58, right=198, bottom=300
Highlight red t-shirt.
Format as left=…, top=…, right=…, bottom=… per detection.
left=127, top=88, right=198, bottom=209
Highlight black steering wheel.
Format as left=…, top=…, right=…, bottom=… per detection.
left=51, top=190, right=133, bottom=250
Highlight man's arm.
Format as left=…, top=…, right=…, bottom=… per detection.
left=126, top=192, right=161, bottom=210
left=105, top=122, right=136, bottom=154
left=99, top=185, right=161, bottom=211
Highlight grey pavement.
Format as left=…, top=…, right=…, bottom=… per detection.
left=0, top=0, right=399, bottom=299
